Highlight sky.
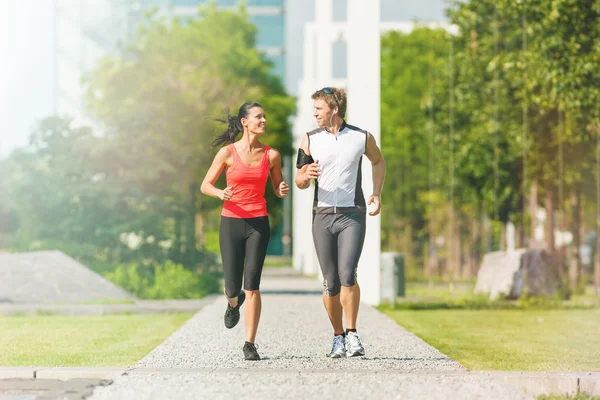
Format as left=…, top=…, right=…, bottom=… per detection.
left=0, top=0, right=54, bottom=158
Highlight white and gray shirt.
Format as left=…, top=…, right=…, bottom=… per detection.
left=308, top=122, right=367, bottom=212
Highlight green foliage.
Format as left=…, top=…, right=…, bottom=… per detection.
left=380, top=27, right=451, bottom=250
left=0, top=6, right=294, bottom=269
left=380, top=0, right=600, bottom=279
left=148, top=261, right=220, bottom=299
left=104, top=260, right=221, bottom=299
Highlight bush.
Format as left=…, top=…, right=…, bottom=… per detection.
left=104, top=260, right=222, bottom=299
left=104, top=263, right=152, bottom=298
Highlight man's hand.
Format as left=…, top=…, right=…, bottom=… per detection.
left=305, top=160, right=320, bottom=180
left=367, top=195, right=381, bottom=216
left=219, top=186, right=233, bottom=201
left=278, top=181, right=290, bottom=197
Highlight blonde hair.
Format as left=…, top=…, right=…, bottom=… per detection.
left=312, top=87, right=347, bottom=118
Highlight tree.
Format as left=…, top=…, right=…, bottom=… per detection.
left=84, top=5, right=295, bottom=268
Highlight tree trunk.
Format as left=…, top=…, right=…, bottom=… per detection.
left=448, top=206, right=455, bottom=279
left=172, top=215, right=182, bottom=264
left=500, top=222, right=506, bottom=252
left=453, top=227, right=462, bottom=280
left=426, top=229, right=436, bottom=278
left=185, top=183, right=198, bottom=268
left=595, top=126, right=600, bottom=296
left=569, top=189, right=582, bottom=291
left=470, top=207, right=481, bottom=278
left=544, top=189, right=555, bottom=254
left=529, top=181, right=538, bottom=248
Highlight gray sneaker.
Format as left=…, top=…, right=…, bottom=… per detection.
left=327, top=335, right=346, bottom=358
left=345, top=331, right=365, bottom=357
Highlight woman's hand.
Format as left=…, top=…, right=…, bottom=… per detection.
left=219, top=186, right=233, bottom=201
left=277, top=181, right=290, bottom=197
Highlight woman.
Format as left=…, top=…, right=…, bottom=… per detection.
left=201, top=101, right=289, bottom=361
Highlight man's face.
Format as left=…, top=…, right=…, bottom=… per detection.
left=313, top=98, right=334, bottom=128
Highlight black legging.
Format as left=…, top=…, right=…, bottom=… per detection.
left=219, top=216, right=270, bottom=298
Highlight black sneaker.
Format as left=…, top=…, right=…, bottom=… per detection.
left=224, top=291, right=246, bottom=329
left=243, top=341, right=260, bottom=361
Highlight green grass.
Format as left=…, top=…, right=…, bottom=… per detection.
left=0, top=314, right=192, bottom=366
left=263, top=255, right=292, bottom=268
left=380, top=308, right=600, bottom=371
left=538, top=395, right=600, bottom=400
left=405, top=281, right=476, bottom=300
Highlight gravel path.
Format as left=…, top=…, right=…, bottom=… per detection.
left=89, top=271, right=533, bottom=400
left=132, top=293, right=462, bottom=371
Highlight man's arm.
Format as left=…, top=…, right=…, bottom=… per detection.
left=295, top=134, right=320, bottom=189
left=364, top=132, right=386, bottom=216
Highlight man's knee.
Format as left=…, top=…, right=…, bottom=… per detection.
left=340, top=268, right=358, bottom=288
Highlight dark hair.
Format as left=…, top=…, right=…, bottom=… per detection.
left=211, top=101, right=263, bottom=148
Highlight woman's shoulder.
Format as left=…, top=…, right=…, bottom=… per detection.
left=215, top=144, right=233, bottom=161
left=266, top=146, right=280, bottom=158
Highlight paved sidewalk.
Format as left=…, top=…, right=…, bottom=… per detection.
left=0, top=298, right=217, bottom=316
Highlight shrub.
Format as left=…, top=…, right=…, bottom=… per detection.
left=104, top=260, right=222, bottom=299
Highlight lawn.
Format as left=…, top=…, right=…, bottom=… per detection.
left=0, top=314, right=192, bottom=366
left=380, top=307, right=600, bottom=371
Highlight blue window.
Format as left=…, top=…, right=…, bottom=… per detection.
left=217, top=0, right=283, bottom=5
left=169, top=0, right=204, bottom=6
left=170, top=0, right=284, bottom=8
left=332, top=40, right=347, bottom=79
left=263, top=53, right=284, bottom=78
left=249, top=14, right=284, bottom=47
left=333, top=0, right=347, bottom=22
left=246, top=0, right=284, bottom=5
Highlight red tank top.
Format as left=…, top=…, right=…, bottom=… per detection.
left=221, top=144, right=270, bottom=218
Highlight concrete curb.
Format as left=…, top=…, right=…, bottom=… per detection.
left=1, top=367, right=598, bottom=396
left=472, top=371, right=600, bottom=396
left=0, top=295, right=219, bottom=316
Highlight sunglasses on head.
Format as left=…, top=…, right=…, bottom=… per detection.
left=320, top=87, right=341, bottom=112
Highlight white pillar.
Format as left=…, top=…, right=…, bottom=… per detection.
left=315, top=0, right=333, bottom=84
left=347, top=0, right=381, bottom=306
left=293, top=2, right=336, bottom=279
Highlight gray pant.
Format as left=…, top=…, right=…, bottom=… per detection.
left=312, top=211, right=366, bottom=296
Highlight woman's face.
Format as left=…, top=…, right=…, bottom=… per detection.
left=242, top=107, right=267, bottom=135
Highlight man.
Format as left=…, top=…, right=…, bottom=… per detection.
left=295, top=87, right=386, bottom=358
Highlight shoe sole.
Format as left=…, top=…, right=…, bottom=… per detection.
left=346, top=351, right=365, bottom=357
left=327, top=352, right=346, bottom=358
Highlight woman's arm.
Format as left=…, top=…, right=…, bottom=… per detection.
left=269, top=149, right=289, bottom=198
left=201, top=147, right=233, bottom=200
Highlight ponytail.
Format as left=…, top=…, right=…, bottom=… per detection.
left=211, top=101, right=263, bottom=149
